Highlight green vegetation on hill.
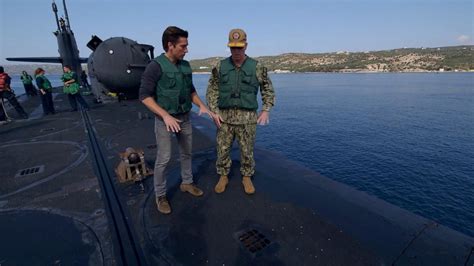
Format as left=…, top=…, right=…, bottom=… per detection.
left=4, top=46, right=472, bottom=74
left=190, top=45, right=473, bottom=73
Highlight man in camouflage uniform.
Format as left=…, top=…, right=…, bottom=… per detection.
left=206, top=29, right=275, bottom=194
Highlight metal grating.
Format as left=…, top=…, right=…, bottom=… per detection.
left=15, top=165, right=45, bottom=178
left=237, top=229, right=272, bottom=254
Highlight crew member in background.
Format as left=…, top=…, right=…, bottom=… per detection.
left=35, top=68, right=55, bottom=115
left=61, top=65, right=89, bottom=111
left=80, top=70, right=91, bottom=90
left=0, top=66, right=29, bottom=120
left=20, top=70, right=37, bottom=96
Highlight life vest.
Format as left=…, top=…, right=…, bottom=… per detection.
left=218, top=57, right=259, bottom=110
left=61, top=71, right=79, bottom=94
left=21, top=74, right=33, bottom=85
left=36, top=75, right=52, bottom=91
left=154, top=53, right=193, bottom=115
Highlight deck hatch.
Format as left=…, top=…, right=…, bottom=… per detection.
left=237, top=229, right=272, bottom=254
left=15, top=165, right=45, bottom=178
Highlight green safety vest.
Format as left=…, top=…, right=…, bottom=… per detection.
left=62, top=71, right=79, bottom=94
left=154, top=54, right=193, bottom=115
left=36, top=75, right=52, bottom=91
left=218, top=57, right=259, bottom=110
left=21, top=74, right=33, bottom=85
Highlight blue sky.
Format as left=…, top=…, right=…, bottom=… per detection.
left=0, top=0, right=472, bottom=64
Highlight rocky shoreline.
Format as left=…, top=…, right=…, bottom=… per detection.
left=2, top=45, right=473, bottom=75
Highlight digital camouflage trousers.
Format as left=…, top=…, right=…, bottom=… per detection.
left=216, top=123, right=257, bottom=177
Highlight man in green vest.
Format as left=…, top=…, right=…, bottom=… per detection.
left=206, top=29, right=275, bottom=195
left=140, top=26, right=214, bottom=214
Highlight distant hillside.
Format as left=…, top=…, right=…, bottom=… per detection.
left=190, top=45, right=473, bottom=73
left=3, top=45, right=472, bottom=75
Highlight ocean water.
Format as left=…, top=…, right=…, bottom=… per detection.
left=194, top=73, right=474, bottom=237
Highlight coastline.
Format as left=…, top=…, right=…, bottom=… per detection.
left=192, top=70, right=474, bottom=74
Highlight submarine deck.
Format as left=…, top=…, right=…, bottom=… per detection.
left=0, top=90, right=472, bottom=265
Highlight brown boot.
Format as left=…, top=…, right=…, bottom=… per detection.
left=242, top=176, right=255, bottom=194
left=214, top=175, right=229, bottom=194
left=156, top=196, right=171, bottom=214
left=180, top=183, right=204, bottom=197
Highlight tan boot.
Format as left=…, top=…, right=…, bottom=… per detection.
left=180, top=183, right=204, bottom=197
left=214, top=175, right=229, bottom=194
left=242, top=176, right=255, bottom=194
left=156, top=196, right=171, bottom=214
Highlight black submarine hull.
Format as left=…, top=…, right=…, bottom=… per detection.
left=0, top=90, right=472, bottom=265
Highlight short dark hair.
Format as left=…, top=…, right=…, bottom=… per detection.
left=0, top=66, right=4, bottom=73
left=162, top=26, right=188, bottom=52
left=63, top=65, right=71, bottom=70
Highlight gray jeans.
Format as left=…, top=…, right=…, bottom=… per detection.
left=154, top=113, right=193, bottom=197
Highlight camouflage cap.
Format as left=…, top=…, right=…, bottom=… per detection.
left=228, top=29, right=247, bottom=48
